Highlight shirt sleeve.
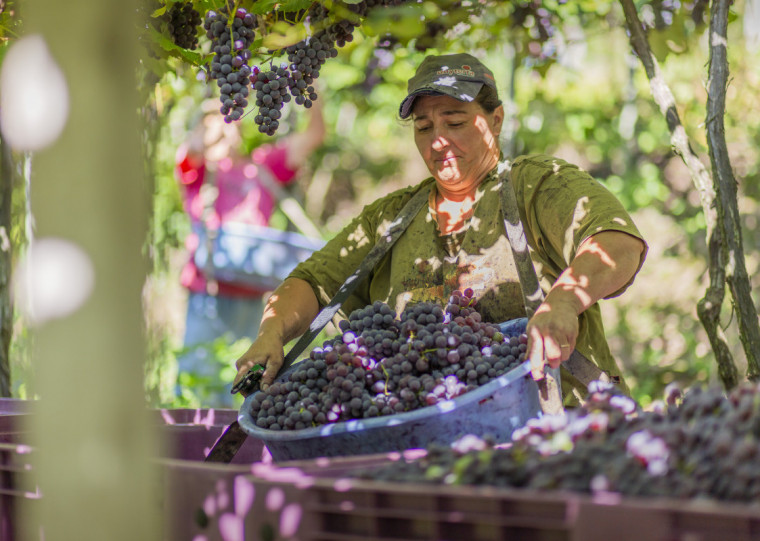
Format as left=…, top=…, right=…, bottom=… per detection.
left=288, top=183, right=423, bottom=313
left=253, top=143, right=298, bottom=184
left=175, top=143, right=205, bottom=186
left=512, top=154, right=648, bottom=298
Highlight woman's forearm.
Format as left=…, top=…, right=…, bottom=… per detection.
left=234, top=277, right=320, bottom=389
left=542, top=230, right=645, bottom=316
left=257, top=277, right=320, bottom=343
left=526, top=230, right=645, bottom=376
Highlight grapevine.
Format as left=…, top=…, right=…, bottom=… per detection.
left=152, top=0, right=481, bottom=132
left=203, top=6, right=256, bottom=123
left=167, top=2, right=202, bottom=50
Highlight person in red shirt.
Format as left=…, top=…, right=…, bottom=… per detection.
left=175, top=99, right=325, bottom=406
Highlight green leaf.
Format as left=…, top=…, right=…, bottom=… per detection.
left=140, top=54, right=169, bottom=80
left=0, top=40, right=9, bottom=66
left=148, top=26, right=207, bottom=67
left=363, top=6, right=427, bottom=40
left=261, top=21, right=308, bottom=50
left=279, top=0, right=315, bottom=10
left=151, top=6, right=167, bottom=18
left=319, top=61, right=363, bottom=89
left=249, top=0, right=280, bottom=15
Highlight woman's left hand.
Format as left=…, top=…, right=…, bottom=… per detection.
left=526, top=299, right=579, bottom=380
left=524, top=230, right=646, bottom=381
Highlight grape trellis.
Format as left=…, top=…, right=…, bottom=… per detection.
left=146, top=0, right=642, bottom=135
left=154, top=0, right=459, bottom=135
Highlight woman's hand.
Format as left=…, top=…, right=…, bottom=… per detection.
left=526, top=231, right=646, bottom=380
left=232, top=277, right=320, bottom=394
left=234, top=332, right=286, bottom=394
left=526, top=299, right=579, bottom=380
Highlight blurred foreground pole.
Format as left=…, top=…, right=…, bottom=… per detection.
left=0, top=136, right=12, bottom=397
left=19, top=0, right=160, bottom=540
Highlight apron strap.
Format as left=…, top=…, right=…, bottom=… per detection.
left=276, top=185, right=431, bottom=376
left=497, top=161, right=610, bottom=391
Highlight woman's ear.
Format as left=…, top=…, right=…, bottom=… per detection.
left=492, top=104, right=505, bottom=138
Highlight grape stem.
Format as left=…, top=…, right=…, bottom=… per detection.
left=226, top=0, right=242, bottom=25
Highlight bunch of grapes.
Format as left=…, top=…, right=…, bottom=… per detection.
left=248, top=292, right=528, bottom=431
left=250, top=65, right=292, bottom=135
left=283, top=38, right=331, bottom=109
left=203, top=7, right=256, bottom=122
left=355, top=380, right=760, bottom=505
left=167, top=2, right=201, bottom=50
left=244, top=0, right=414, bottom=135
left=173, top=0, right=479, bottom=130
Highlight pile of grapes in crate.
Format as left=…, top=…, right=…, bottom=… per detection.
left=249, top=290, right=529, bottom=431
left=354, top=380, right=760, bottom=504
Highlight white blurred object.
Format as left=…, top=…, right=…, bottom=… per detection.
left=14, top=238, right=95, bottom=325
left=0, top=34, right=70, bottom=151
left=746, top=0, right=760, bottom=52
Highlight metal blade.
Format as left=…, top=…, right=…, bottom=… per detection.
left=204, top=420, right=248, bottom=463
left=536, top=366, right=564, bottom=416
left=565, top=350, right=610, bottom=386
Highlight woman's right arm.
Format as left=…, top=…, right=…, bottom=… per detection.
left=233, top=277, right=320, bottom=392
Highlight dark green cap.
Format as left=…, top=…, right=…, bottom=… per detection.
left=399, top=53, right=497, bottom=119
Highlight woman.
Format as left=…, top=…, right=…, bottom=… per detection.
left=176, top=98, right=325, bottom=406
left=233, top=53, right=647, bottom=402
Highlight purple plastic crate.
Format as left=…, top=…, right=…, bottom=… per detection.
left=153, top=408, right=268, bottom=464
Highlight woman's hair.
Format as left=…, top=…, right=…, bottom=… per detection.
left=475, top=84, right=502, bottom=114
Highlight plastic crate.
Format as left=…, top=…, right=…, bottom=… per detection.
left=0, top=400, right=36, bottom=541
left=194, top=223, right=326, bottom=290
left=0, top=402, right=33, bottom=445
left=162, top=451, right=760, bottom=541
left=0, top=406, right=269, bottom=541
left=151, top=408, right=267, bottom=464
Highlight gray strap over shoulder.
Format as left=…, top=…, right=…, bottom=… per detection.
left=497, top=161, right=610, bottom=389
left=276, top=186, right=431, bottom=375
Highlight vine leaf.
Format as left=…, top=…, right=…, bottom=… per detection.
left=249, top=0, right=280, bottom=15
left=280, top=0, right=314, bottom=9
left=147, top=26, right=207, bottom=67
left=261, top=21, right=308, bottom=50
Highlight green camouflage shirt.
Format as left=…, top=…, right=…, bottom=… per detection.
left=290, top=154, right=647, bottom=397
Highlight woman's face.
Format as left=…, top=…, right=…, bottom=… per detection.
left=412, top=95, right=503, bottom=199
left=202, top=113, right=242, bottom=161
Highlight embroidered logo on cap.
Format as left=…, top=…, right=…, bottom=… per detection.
left=436, top=64, right=476, bottom=78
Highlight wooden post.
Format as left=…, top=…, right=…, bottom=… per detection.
left=0, top=136, right=12, bottom=397
left=18, top=1, right=160, bottom=539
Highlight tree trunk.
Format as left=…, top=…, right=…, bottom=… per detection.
left=705, top=0, right=760, bottom=380
left=0, top=134, right=12, bottom=397
left=619, top=0, right=739, bottom=389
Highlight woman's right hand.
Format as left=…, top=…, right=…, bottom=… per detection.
left=232, top=277, right=321, bottom=394
left=234, top=332, right=286, bottom=394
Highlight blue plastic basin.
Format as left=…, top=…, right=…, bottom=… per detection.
left=237, top=318, right=542, bottom=461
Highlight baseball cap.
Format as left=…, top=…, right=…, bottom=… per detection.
left=399, top=53, right=497, bottom=119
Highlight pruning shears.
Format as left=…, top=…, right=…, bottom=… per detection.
left=231, top=364, right=265, bottom=395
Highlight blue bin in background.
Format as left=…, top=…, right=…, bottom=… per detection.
left=194, top=222, right=326, bottom=291
left=238, top=318, right=543, bottom=462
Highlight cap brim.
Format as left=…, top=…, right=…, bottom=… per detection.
left=399, top=80, right=485, bottom=119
